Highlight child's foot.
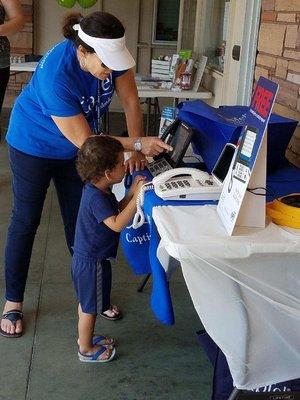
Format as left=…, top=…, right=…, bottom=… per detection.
left=78, top=344, right=116, bottom=363
left=100, top=304, right=122, bottom=321
left=77, top=334, right=115, bottom=348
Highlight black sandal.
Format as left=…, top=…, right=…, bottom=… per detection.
left=100, top=305, right=123, bottom=321
left=0, top=309, right=23, bottom=338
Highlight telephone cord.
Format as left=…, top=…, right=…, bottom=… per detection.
left=132, top=182, right=154, bottom=229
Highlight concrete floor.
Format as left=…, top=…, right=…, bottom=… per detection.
left=0, top=111, right=213, bottom=400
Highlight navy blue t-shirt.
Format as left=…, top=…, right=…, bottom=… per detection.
left=6, top=40, right=127, bottom=159
left=73, top=183, right=120, bottom=260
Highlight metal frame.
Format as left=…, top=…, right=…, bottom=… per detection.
left=237, top=0, right=262, bottom=105
left=152, top=0, right=181, bottom=46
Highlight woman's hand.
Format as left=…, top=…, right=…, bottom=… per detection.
left=140, top=137, right=172, bottom=157
left=125, top=151, right=148, bottom=174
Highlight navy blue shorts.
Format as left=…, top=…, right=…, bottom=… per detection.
left=71, top=254, right=112, bottom=315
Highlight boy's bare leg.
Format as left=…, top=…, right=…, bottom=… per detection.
left=77, top=303, right=112, bottom=359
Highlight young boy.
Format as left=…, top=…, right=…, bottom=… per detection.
left=72, top=135, right=146, bottom=363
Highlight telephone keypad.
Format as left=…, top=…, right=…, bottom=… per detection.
left=148, top=158, right=173, bottom=177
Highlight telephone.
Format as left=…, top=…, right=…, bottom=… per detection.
left=152, top=167, right=222, bottom=201
left=147, top=119, right=194, bottom=177
left=132, top=167, right=222, bottom=229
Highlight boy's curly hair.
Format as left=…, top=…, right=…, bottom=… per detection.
left=76, top=135, right=124, bottom=183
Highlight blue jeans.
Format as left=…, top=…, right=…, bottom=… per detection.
left=5, top=146, right=83, bottom=302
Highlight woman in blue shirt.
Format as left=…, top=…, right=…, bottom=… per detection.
left=1, top=11, right=171, bottom=338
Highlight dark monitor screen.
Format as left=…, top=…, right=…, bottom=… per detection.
left=156, top=120, right=194, bottom=167
left=212, top=143, right=236, bottom=184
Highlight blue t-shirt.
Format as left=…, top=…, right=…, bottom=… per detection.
left=6, top=40, right=127, bottom=159
left=73, top=183, right=120, bottom=260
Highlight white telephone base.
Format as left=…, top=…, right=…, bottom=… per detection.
left=152, top=167, right=222, bottom=201
left=132, top=167, right=221, bottom=229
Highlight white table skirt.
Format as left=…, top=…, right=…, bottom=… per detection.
left=153, top=205, right=300, bottom=390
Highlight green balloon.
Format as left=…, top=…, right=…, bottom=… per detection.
left=77, top=0, right=97, bottom=8
left=57, top=0, right=76, bottom=8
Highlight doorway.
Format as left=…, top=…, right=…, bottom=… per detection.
left=195, top=0, right=262, bottom=107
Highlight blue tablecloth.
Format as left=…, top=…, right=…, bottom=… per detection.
left=144, top=189, right=217, bottom=325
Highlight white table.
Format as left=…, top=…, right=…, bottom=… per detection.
left=137, top=86, right=212, bottom=100
left=10, top=61, right=38, bottom=73
left=152, top=204, right=300, bottom=390
left=137, top=85, right=213, bottom=135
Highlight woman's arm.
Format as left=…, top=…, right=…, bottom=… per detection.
left=115, top=69, right=146, bottom=172
left=51, top=114, right=92, bottom=148
left=52, top=113, right=171, bottom=155
left=0, top=0, right=25, bottom=36
left=115, top=69, right=144, bottom=138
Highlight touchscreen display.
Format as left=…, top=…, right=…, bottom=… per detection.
left=234, top=126, right=258, bottom=168
left=167, top=123, right=193, bottom=166
left=212, top=144, right=236, bottom=184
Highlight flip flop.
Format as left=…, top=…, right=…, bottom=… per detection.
left=78, top=345, right=116, bottom=363
left=100, top=305, right=123, bottom=321
left=0, top=309, right=23, bottom=338
left=93, top=334, right=115, bottom=347
left=77, top=334, right=115, bottom=348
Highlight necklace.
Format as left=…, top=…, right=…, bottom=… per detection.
left=92, top=79, right=101, bottom=134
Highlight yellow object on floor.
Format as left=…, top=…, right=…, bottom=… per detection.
left=266, top=193, right=300, bottom=229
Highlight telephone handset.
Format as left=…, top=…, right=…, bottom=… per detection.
left=159, top=118, right=177, bottom=143
left=152, top=167, right=222, bottom=201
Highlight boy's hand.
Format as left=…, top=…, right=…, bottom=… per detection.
left=129, top=175, right=147, bottom=197
left=133, top=180, right=148, bottom=201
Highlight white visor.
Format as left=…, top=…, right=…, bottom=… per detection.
left=73, top=24, right=135, bottom=71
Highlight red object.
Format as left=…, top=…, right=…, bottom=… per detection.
left=180, top=73, right=191, bottom=90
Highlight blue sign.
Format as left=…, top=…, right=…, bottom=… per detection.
left=217, top=77, right=279, bottom=235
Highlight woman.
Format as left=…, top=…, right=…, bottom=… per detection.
left=0, top=0, right=24, bottom=138
left=0, top=11, right=171, bottom=338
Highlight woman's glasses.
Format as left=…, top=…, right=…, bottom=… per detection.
left=101, top=61, right=110, bottom=70
left=95, top=54, right=112, bottom=70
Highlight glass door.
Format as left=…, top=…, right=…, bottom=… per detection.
left=222, top=0, right=261, bottom=105
left=195, top=0, right=261, bottom=106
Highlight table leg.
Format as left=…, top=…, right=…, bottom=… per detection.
left=154, top=97, right=161, bottom=135
left=106, top=110, right=110, bottom=134
left=100, top=110, right=110, bottom=134
left=146, top=98, right=151, bottom=136
left=228, top=388, right=240, bottom=400
left=154, top=98, right=157, bottom=135
left=137, top=273, right=151, bottom=292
